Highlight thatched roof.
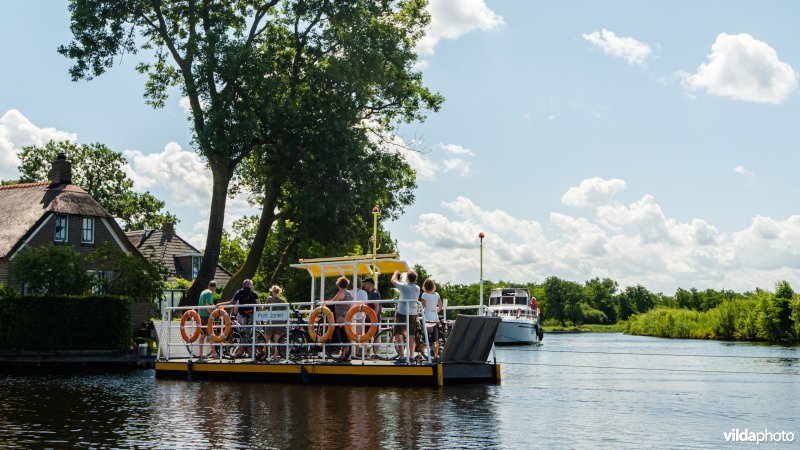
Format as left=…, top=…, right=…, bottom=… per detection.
left=0, top=182, right=115, bottom=258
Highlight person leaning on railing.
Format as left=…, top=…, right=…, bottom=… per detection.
left=421, top=278, right=442, bottom=360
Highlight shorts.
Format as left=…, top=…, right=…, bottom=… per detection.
left=426, top=323, right=439, bottom=342
left=393, top=314, right=418, bottom=336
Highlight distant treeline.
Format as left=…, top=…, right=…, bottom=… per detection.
left=437, top=277, right=800, bottom=344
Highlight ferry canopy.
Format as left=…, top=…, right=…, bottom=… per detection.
left=290, top=253, right=410, bottom=278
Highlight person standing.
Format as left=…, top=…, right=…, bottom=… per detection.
left=421, top=278, right=442, bottom=360
left=328, top=277, right=353, bottom=362
left=362, top=277, right=381, bottom=319
left=197, top=280, right=217, bottom=359
left=391, top=270, right=420, bottom=365
left=263, top=285, right=288, bottom=361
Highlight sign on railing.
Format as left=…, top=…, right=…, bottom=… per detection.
left=254, top=309, right=290, bottom=323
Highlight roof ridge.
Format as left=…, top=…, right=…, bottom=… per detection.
left=0, top=181, right=49, bottom=191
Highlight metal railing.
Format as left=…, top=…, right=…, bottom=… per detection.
left=158, top=298, right=431, bottom=365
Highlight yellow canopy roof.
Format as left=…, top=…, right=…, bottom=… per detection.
left=290, top=253, right=410, bottom=278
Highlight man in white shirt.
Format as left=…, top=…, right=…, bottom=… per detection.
left=391, top=270, right=420, bottom=364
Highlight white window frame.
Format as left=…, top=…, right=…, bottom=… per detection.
left=54, top=214, right=68, bottom=243
left=191, top=255, right=202, bottom=280
left=82, top=216, right=95, bottom=244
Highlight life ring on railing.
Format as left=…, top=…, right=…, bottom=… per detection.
left=308, top=306, right=336, bottom=343
left=206, top=308, right=232, bottom=344
left=180, top=310, right=203, bottom=343
left=344, top=305, right=378, bottom=343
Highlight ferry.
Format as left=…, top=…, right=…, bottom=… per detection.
left=153, top=253, right=501, bottom=386
left=486, top=288, right=542, bottom=345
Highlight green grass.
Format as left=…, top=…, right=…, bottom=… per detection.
left=542, top=322, right=626, bottom=333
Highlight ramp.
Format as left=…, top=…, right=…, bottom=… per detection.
left=441, top=315, right=500, bottom=363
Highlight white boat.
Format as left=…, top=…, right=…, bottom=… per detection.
left=486, top=288, right=542, bottom=345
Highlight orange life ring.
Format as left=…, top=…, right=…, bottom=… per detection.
left=180, top=310, right=203, bottom=343
left=308, top=306, right=336, bottom=343
left=344, top=305, right=378, bottom=343
left=206, top=308, right=232, bottom=344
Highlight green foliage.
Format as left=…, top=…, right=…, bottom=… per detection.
left=543, top=276, right=585, bottom=325
left=89, top=243, right=166, bottom=303
left=219, top=229, right=248, bottom=274
left=627, top=281, right=800, bottom=343
left=10, top=245, right=91, bottom=296
left=0, top=283, right=16, bottom=298
left=17, top=140, right=175, bottom=230
left=9, top=244, right=165, bottom=302
left=164, top=278, right=193, bottom=290
left=0, top=296, right=132, bottom=350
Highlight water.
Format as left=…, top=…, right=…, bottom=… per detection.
left=1, top=333, right=798, bottom=449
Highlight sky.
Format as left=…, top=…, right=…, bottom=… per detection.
left=2, top=1, right=800, bottom=294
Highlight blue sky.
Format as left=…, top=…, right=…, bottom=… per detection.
left=2, top=1, right=800, bottom=293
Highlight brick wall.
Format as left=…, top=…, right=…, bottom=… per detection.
left=23, top=214, right=125, bottom=270
left=0, top=258, right=8, bottom=286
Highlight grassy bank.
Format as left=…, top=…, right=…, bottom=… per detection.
left=542, top=321, right=626, bottom=333
left=626, top=284, right=800, bottom=344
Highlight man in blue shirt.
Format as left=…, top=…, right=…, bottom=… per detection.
left=392, top=270, right=420, bottom=364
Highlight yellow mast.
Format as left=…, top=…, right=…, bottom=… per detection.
left=371, top=206, right=381, bottom=285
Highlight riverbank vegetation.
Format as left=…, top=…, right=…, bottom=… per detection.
left=437, top=275, right=800, bottom=344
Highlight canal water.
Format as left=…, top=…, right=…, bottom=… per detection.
left=1, top=333, right=797, bottom=449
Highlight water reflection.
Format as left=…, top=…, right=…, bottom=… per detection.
left=1, top=333, right=797, bottom=448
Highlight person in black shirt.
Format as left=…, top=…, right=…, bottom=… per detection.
left=219, top=279, right=260, bottom=326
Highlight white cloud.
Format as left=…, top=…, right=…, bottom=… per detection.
left=0, top=110, right=77, bottom=179
left=582, top=29, right=652, bottom=65
left=399, top=178, right=800, bottom=293
left=123, top=142, right=257, bottom=245
left=442, top=158, right=471, bottom=176
left=416, top=0, right=504, bottom=56
left=440, top=143, right=475, bottom=156
left=681, top=33, right=797, bottom=104
left=734, top=165, right=756, bottom=186
left=561, top=177, right=626, bottom=208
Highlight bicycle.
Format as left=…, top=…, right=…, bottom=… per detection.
left=222, top=316, right=267, bottom=361
left=372, top=316, right=447, bottom=362
left=276, top=307, right=314, bottom=360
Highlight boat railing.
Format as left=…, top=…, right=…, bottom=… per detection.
left=158, top=299, right=430, bottom=365
left=442, top=299, right=538, bottom=322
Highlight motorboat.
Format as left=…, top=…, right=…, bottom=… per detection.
left=486, top=288, right=542, bottom=345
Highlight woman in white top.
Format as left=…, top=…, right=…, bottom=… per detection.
left=421, top=278, right=443, bottom=359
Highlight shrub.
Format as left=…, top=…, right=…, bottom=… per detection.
left=10, top=245, right=91, bottom=295
left=0, top=296, right=132, bottom=351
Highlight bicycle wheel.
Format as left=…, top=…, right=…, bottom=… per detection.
left=277, top=331, right=311, bottom=360
left=372, top=328, right=398, bottom=361
left=224, top=331, right=243, bottom=360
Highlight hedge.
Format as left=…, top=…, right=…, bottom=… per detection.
left=0, top=296, right=132, bottom=351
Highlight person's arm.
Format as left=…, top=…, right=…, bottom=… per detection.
left=391, top=270, right=402, bottom=287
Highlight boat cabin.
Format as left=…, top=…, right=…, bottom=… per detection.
left=488, top=288, right=530, bottom=308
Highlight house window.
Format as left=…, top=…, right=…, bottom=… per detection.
left=88, top=270, right=114, bottom=295
left=54, top=215, right=68, bottom=242
left=82, top=217, right=95, bottom=243
left=191, top=256, right=202, bottom=280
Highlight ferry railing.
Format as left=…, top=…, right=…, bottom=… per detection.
left=442, top=299, right=488, bottom=320
left=158, top=299, right=431, bottom=365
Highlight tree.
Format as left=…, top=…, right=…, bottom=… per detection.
left=543, top=276, right=584, bottom=325
left=585, top=277, right=618, bottom=322
left=219, top=0, right=441, bottom=298
left=10, top=245, right=91, bottom=295
left=17, top=140, right=175, bottom=230
left=61, top=0, right=441, bottom=303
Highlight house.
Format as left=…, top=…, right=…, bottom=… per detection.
left=125, top=223, right=232, bottom=287
left=0, top=154, right=139, bottom=288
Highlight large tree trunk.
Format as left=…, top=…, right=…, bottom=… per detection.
left=220, top=181, right=280, bottom=299
left=184, top=166, right=233, bottom=305
left=268, top=237, right=299, bottom=287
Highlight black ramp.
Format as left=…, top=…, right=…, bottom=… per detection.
left=441, top=315, right=501, bottom=363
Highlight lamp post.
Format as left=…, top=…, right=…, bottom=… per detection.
left=371, top=206, right=380, bottom=288
left=479, top=231, right=485, bottom=313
